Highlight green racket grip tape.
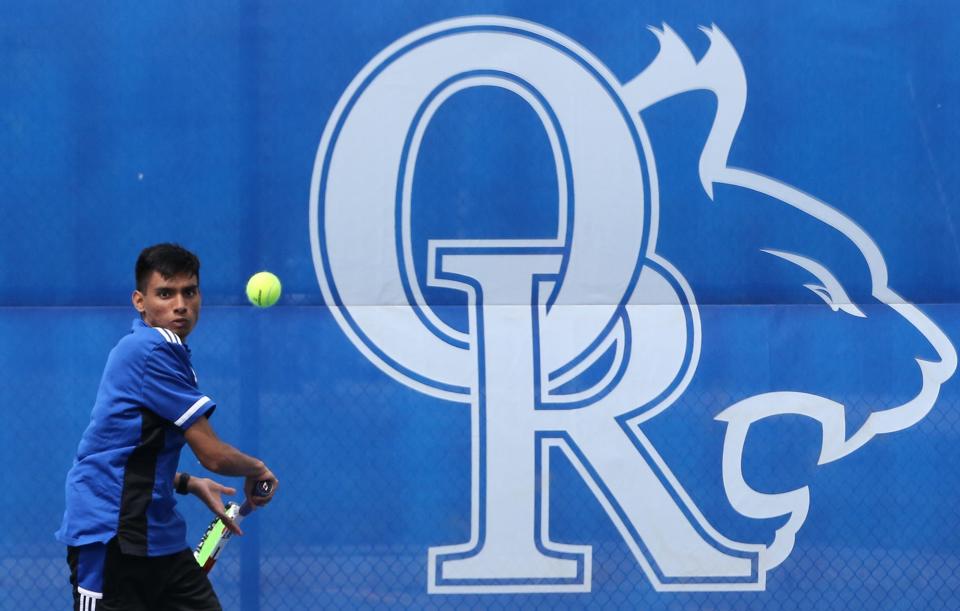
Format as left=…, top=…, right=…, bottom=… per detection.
left=194, top=481, right=273, bottom=571
left=194, top=502, right=241, bottom=569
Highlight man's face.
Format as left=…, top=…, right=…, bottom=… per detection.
left=132, top=271, right=201, bottom=340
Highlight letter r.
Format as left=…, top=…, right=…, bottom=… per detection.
left=429, top=248, right=763, bottom=593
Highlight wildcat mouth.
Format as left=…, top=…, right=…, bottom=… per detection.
left=715, top=360, right=951, bottom=571
left=838, top=356, right=952, bottom=458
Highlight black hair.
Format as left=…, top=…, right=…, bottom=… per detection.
left=135, top=243, right=201, bottom=292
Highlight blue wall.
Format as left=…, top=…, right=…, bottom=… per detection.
left=3, top=2, right=960, bottom=608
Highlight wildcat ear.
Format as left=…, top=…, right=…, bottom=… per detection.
left=622, top=25, right=747, bottom=199
left=622, top=24, right=698, bottom=111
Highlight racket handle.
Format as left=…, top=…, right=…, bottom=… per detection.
left=196, top=481, right=272, bottom=573
left=254, top=479, right=273, bottom=497
left=238, top=479, right=274, bottom=517
left=195, top=501, right=242, bottom=572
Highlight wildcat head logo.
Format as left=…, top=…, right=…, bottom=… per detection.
left=310, top=17, right=956, bottom=593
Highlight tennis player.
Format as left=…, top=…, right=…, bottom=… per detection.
left=56, top=243, right=279, bottom=611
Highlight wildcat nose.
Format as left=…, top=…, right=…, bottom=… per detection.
left=896, top=302, right=957, bottom=383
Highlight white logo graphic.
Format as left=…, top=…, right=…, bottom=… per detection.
left=310, top=17, right=956, bottom=593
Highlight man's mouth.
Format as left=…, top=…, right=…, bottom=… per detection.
left=171, top=318, right=189, bottom=328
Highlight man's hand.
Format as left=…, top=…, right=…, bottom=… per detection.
left=182, top=417, right=279, bottom=511
left=187, top=476, right=244, bottom=536
left=244, top=468, right=279, bottom=508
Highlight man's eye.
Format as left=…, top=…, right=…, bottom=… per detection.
left=184, top=289, right=196, bottom=297
left=158, top=291, right=171, bottom=298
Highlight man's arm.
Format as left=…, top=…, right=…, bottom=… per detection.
left=183, top=416, right=278, bottom=506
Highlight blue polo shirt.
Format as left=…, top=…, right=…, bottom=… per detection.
left=56, top=318, right=215, bottom=556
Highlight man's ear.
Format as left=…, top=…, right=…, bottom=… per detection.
left=132, top=290, right=145, bottom=314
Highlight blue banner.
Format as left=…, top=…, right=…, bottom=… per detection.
left=3, top=2, right=959, bottom=609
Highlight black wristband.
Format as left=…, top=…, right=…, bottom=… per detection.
left=176, top=472, right=191, bottom=495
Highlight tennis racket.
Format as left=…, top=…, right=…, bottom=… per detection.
left=194, top=479, right=273, bottom=574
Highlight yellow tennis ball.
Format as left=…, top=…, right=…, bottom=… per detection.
left=246, top=271, right=282, bottom=308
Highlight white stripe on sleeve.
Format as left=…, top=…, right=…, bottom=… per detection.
left=77, top=587, right=102, bottom=599
left=154, top=327, right=182, bottom=344
left=175, top=396, right=212, bottom=427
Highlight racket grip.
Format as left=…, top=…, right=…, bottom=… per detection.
left=237, top=479, right=274, bottom=517
left=254, top=479, right=273, bottom=497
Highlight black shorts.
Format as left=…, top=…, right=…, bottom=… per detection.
left=67, top=538, right=221, bottom=611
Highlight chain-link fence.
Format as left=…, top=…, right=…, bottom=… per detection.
left=5, top=304, right=959, bottom=609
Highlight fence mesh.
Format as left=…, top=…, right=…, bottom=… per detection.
left=4, top=304, right=958, bottom=609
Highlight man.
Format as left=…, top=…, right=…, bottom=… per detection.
left=56, top=243, right=279, bottom=610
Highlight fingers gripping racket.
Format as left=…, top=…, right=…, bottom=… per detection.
left=194, top=480, right=273, bottom=574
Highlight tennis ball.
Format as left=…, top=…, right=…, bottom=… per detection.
left=246, top=271, right=282, bottom=308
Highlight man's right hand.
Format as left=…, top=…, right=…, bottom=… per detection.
left=245, top=468, right=278, bottom=508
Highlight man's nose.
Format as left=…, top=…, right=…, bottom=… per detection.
left=173, top=294, right=187, bottom=312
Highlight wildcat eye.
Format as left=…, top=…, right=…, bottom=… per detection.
left=803, top=283, right=866, bottom=318
left=762, top=249, right=867, bottom=319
